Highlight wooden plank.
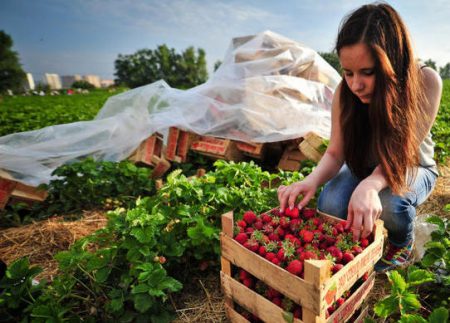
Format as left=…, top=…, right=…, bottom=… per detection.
left=303, top=260, right=330, bottom=322
left=220, top=233, right=319, bottom=313
left=12, top=182, right=48, bottom=202
left=165, top=127, right=180, bottom=161
left=299, top=140, right=323, bottom=162
left=0, top=178, right=17, bottom=209
left=221, top=211, right=234, bottom=310
left=224, top=303, right=250, bottom=323
left=327, top=273, right=375, bottom=323
left=221, top=272, right=303, bottom=323
left=351, top=305, right=369, bottom=323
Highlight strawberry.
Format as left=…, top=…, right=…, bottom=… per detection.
left=243, top=240, right=259, bottom=252
left=362, top=272, right=369, bottom=281
left=302, top=207, right=316, bottom=219
left=235, top=233, right=248, bottom=245
left=332, top=263, right=344, bottom=273
left=334, top=222, right=344, bottom=234
left=253, top=219, right=264, bottom=230
left=327, top=246, right=343, bottom=263
left=293, top=306, right=302, bottom=319
left=265, top=252, right=276, bottom=262
left=271, top=257, right=281, bottom=266
left=312, top=217, right=322, bottom=227
left=327, top=304, right=336, bottom=316
left=352, top=245, right=363, bottom=255
left=360, top=238, right=369, bottom=248
left=285, top=207, right=300, bottom=218
left=239, top=269, right=251, bottom=281
left=268, top=233, right=280, bottom=242
left=342, top=251, right=354, bottom=264
left=266, top=287, right=282, bottom=299
left=243, top=211, right=257, bottom=225
left=242, top=277, right=254, bottom=289
left=336, top=297, right=345, bottom=307
left=279, top=216, right=290, bottom=229
left=237, top=220, right=247, bottom=229
left=301, top=230, right=314, bottom=243
left=276, top=249, right=286, bottom=261
left=245, top=227, right=254, bottom=234
left=300, top=250, right=318, bottom=261
left=262, top=214, right=273, bottom=223
left=258, top=245, right=267, bottom=257
left=286, top=259, right=303, bottom=276
left=262, top=223, right=274, bottom=234
left=272, top=297, right=282, bottom=307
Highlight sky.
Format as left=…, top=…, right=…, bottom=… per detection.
left=1, top=0, right=449, bottom=82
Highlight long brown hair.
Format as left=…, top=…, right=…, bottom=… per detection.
left=336, top=2, right=426, bottom=194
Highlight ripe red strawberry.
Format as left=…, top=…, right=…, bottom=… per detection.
left=332, top=263, right=344, bottom=273
left=268, top=233, right=280, bottom=242
left=300, top=250, right=318, bottom=261
left=362, top=272, right=369, bottom=281
left=266, top=287, right=282, bottom=299
left=262, top=214, right=273, bottom=223
left=336, top=297, right=345, bottom=307
left=360, top=238, right=369, bottom=248
left=245, top=227, right=254, bottom=234
left=262, top=223, right=274, bottom=234
left=293, top=306, right=302, bottom=319
left=286, top=259, right=303, bottom=276
left=272, top=297, right=282, bottom=307
left=242, top=277, right=254, bottom=289
left=327, top=246, right=343, bottom=263
left=253, top=219, right=263, bottom=230
left=285, top=207, right=300, bottom=218
left=301, top=230, right=314, bottom=243
left=237, top=220, right=247, bottom=229
left=271, top=257, right=281, bottom=266
left=235, top=233, right=248, bottom=245
left=239, top=269, right=251, bottom=281
left=312, top=217, right=322, bottom=227
left=265, top=252, right=276, bottom=262
left=276, top=249, right=286, bottom=261
left=352, top=245, right=363, bottom=255
left=243, top=240, right=259, bottom=252
left=243, top=211, right=257, bottom=225
left=342, top=251, right=355, bottom=264
left=274, top=226, right=285, bottom=238
left=279, top=216, right=290, bottom=229
left=334, top=222, right=344, bottom=234
left=327, top=304, right=336, bottom=316
left=302, top=208, right=316, bottom=219
left=258, top=245, right=267, bottom=257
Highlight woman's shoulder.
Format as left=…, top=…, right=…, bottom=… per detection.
left=420, top=66, right=442, bottom=94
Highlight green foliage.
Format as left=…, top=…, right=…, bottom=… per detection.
left=114, top=45, right=208, bottom=89
left=373, top=215, right=450, bottom=322
left=37, top=158, right=155, bottom=217
left=440, top=63, right=450, bottom=80
left=0, top=258, right=45, bottom=321
left=423, top=59, right=437, bottom=71
left=72, top=80, right=95, bottom=90
left=318, top=51, right=341, bottom=74
left=0, top=30, right=26, bottom=93
left=432, top=79, right=450, bottom=162
left=0, top=88, right=118, bottom=136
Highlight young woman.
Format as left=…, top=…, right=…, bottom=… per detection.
left=277, top=3, right=442, bottom=272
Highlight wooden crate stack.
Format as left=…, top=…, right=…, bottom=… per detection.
left=128, top=133, right=171, bottom=178
left=220, top=210, right=384, bottom=323
left=190, top=136, right=244, bottom=161
left=0, top=170, right=48, bottom=210
left=165, top=127, right=198, bottom=163
left=298, top=132, right=327, bottom=163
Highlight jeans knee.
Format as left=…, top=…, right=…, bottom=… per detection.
left=318, top=188, right=348, bottom=219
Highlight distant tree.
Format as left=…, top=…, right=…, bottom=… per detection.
left=423, top=59, right=437, bottom=71
left=114, top=45, right=208, bottom=89
left=214, top=60, right=222, bottom=72
left=72, top=80, right=95, bottom=90
left=0, top=30, right=26, bottom=93
left=439, top=63, right=450, bottom=79
left=318, top=51, right=341, bottom=73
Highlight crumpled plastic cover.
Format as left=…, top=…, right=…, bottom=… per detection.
left=0, top=30, right=341, bottom=186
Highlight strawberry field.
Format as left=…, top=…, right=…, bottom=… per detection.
left=0, top=81, right=449, bottom=322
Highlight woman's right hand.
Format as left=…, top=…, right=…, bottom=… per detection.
left=277, top=179, right=318, bottom=212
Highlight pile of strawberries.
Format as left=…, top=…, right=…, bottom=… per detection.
left=232, top=207, right=373, bottom=320
left=234, top=207, right=372, bottom=277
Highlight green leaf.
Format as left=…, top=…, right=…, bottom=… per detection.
left=133, top=293, right=153, bottom=313
left=425, top=216, right=445, bottom=232
left=407, top=268, right=435, bottom=286
left=388, top=271, right=407, bottom=293
left=428, top=307, right=449, bottom=323
left=374, top=295, right=399, bottom=318
left=94, top=267, right=111, bottom=283
left=109, top=298, right=124, bottom=312
left=398, top=314, right=427, bottom=323
left=400, top=292, right=421, bottom=315
left=132, top=284, right=150, bottom=294
left=282, top=311, right=294, bottom=323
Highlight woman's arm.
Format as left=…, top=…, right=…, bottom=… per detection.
left=278, top=83, right=345, bottom=211
left=418, top=67, right=442, bottom=140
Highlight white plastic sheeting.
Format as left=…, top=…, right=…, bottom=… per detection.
left=0, top=31, right=341, bottom=186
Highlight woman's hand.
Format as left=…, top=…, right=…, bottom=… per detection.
left=346, top=180, right=382, bottom=241
left=278, top=179, right=318, bottom=212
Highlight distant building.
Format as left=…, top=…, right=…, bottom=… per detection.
left=44, top=73, right=62, bottom=90
left=83, top=75, right=101, bottom=88
left=24, top=73, right=35, bottom=90
left=61, top=74, right=82, bottom=88
left=100, top=79, right=115, bottom=88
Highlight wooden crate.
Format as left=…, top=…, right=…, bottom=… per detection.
left=190, top=136, right=244, bottom=161
left=165, top=127, right=197, bottom=163
left=0, top=177, right=17, bottom=209
left=278, top=146, right=307, bottom=171
left=235, top=142, right=266, bottom=159
left=220, top=210, right=384, bottom=322
left=128, top=133, right=164, bottom=166
left=298, top=132, right=327, bottom=163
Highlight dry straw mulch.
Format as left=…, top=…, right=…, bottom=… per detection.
left=0, top=210, right=107, bottom=281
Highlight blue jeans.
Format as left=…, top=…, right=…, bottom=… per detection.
left=317, top=164, right=437, bottom=247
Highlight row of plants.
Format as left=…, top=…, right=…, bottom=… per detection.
left=0, top=160, right=311, bottom=322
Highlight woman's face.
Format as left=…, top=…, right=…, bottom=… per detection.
left=339, top=43, right=376, bottom=104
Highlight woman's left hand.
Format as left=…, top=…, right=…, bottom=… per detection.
left=346, top=180, right=383, bottom=241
